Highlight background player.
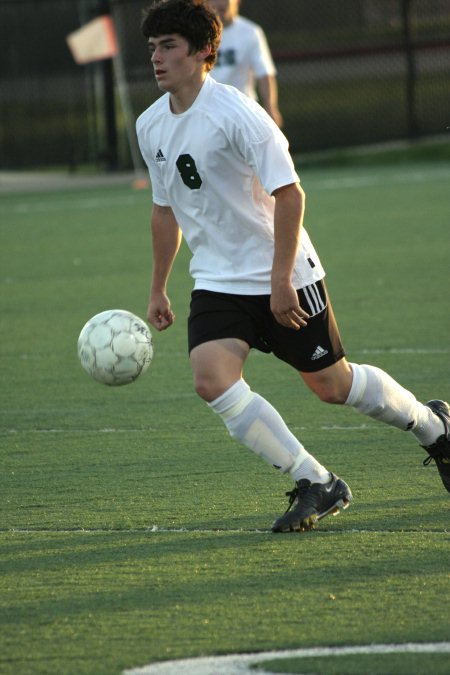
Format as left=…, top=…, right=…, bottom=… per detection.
left=209, top=0, right=283, bottom=126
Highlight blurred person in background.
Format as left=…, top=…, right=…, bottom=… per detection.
left=209, top=0, right=283, bottom=126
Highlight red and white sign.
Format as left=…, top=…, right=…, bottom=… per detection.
left=66, top=15, right=118, bottom=65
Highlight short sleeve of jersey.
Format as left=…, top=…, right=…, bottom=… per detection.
left=250, top=25, right=276, bottom=78
left=251, top=131, right=298, bottom=196
left=136, top=110, right=170, bottom=207
left=231, top=99, right=299, bottom=195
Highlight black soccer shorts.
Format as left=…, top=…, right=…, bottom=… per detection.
left=187, top=279, right=345, bottom=373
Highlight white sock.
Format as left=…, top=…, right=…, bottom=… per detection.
left=346, top=363, right=444, bottom=445
left=208, top=379, right=330, bottom=482
left=289, top=453, right=331, bottom=484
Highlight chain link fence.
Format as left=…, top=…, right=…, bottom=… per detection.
left=1, top=0, right=449, bottom=170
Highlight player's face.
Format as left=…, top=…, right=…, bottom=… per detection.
left=148, top=34, right=205, bottom=94
left=210, top=0, right=240, bottom=26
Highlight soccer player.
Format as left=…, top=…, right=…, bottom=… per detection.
left=136, top=0, right=450, bottom=533
left=209, top=0, right=282, bottom=127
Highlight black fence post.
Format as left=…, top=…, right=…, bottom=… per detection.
left=97, top=0, right=118, bottom=170
left=402, top=0, right=419, bottom=139
left=101, top=55, right=118, bottom=170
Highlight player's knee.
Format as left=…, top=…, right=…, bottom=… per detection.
left=194, top=378, right=211, bottom=401
left=194, top=376, right=224, bottom=403
left=303, top=363, right=353, bottom=404
left=317, top=389, right=346, bottom=404
left=311, top=381, right=350, bottom=405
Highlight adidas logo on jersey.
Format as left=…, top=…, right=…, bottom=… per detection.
left=155, top=149, right=166, bottom=162
left=311, top=345, right=329, bottom=360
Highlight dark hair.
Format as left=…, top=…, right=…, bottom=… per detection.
left=141, top=0, right=222, bottom=72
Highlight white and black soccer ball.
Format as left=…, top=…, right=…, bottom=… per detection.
left=77, top=309, right=153, bottom=386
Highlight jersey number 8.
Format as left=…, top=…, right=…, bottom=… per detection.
left=176, top=154, right=202, bottom=190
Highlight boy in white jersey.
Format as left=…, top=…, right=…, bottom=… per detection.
left=136, top=0, right=450, bottom=533
left=209, top=0, right=282, bottom=127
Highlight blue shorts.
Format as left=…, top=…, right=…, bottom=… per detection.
left=187, top=280, right=345, bottom=372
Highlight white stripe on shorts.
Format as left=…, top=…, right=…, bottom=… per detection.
left=303, top=282, right=326, bottom=316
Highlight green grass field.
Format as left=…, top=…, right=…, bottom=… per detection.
left=1, top=158, right=450, bottom=675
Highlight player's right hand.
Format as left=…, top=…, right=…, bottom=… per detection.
left=270, top=282, right=309, bottom=330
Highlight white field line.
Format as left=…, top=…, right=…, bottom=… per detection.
left=4, top=527, right=447, bottom=535
left=0, top=193, right=148, bottom=216
left=3, top=527, right=268, bottom=535
left=309, top=169, right=450, bottom=191
left=155, top=348, right=449, bottom=357
left=356, top=348, right=449, bottom=354
left=123, top=642, right=450, bottom=675
left=2, top=168, right=450, bottom=216
left=7, top=348, right=449, bottom=359
left=3, top=424, right=382, bottom=434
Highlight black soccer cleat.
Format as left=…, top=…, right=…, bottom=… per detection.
left=422, top=399, right=450, bottom=494
left=271, top=472, right=352, bottom=533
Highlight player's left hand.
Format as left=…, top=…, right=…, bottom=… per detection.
left=270, top=284, right=309, bottom=330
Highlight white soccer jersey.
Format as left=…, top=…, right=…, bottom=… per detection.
left=210, top=16, right=276, bottom=99
left=136, top=76, right=325, bottom=295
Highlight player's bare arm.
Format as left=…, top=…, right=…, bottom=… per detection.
left=257, top=74, right=283, bottom=127
left=271, top=182, right=309, bottom=330
left=148, top=204, right=182, bottom=331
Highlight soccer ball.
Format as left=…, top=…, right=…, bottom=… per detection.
left=77, top=309, right=153, bottom=386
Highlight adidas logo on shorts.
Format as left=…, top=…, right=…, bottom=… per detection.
left=311, top=345, right=329, bottom=360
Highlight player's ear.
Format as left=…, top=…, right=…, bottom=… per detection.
left=197, top=43, right=212, bottom=63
